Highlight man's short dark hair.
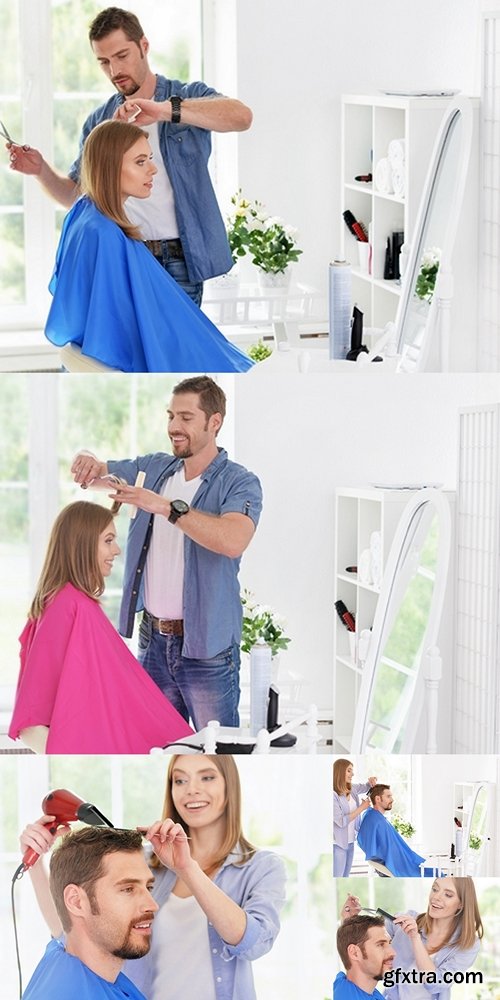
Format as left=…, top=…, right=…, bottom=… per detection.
left=369, top=783, right=391, bottom=805
left=173, top=376, right=227, bottom=424
left=89, top=7, right=144, bottom=45
left=49, top=827, right=144, bottom=932
left=337, top=915, right=385, bottom=969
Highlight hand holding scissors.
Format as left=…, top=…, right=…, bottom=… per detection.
left=1, top=119, right=43, bottom=175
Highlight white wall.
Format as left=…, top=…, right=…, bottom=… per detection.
left=231, top=1, right=483, bottom=370
left=233, top=373, right=500, bottom=712
left=234, top=0, right=481, bottom=292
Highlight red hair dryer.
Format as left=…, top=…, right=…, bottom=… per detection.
left=22, top=788, right=113, bottom=871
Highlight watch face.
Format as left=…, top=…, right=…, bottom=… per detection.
left=172, top=499, right=189, bottom=515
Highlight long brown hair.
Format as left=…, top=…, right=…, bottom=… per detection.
left=333, top=758, right=353, bottom=795
left=29, top=501, right=118, bottom=619
left=417, top=877, right=483, bottom=952
left=81, top=119, right=148, bottom=240
left=150, top=755, right=256, bottom=872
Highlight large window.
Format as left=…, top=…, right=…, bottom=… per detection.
left=0, top=0, right=205, bottom=328
left=0, top=373, right=232, bottom=692
left=0, top=754, right=333, bottom=999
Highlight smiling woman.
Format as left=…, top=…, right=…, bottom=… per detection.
left=43, top=119, right=253, bottom=373
left=7, top=500, right=193, bottom=754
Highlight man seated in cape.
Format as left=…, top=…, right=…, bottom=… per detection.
left=334, top=914, right=395, bottom=998
left=357, top=784, right=432, bottom=877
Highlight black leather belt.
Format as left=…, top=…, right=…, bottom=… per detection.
left=144, top=238, right=184, bottom=260
left=143, top=609, right=184, bottom=636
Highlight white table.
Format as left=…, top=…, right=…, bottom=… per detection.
left=202, top=279, right=326, bottom=349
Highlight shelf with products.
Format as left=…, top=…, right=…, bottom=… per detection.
left=333, top=486, right=424, bottom=752
left=341, top=94, right=455, bottom=330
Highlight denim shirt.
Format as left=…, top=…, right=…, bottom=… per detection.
left=384, top=912, right=480, bottom=999
left=68, top=75, right=233, bottom=281
left=108, top=448, right=262, bottom=656
left=124, top=848, right=286, bottom=1000
left=333, top=784, right=370, bottom=849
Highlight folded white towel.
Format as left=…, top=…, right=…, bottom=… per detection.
left=392, top=165, right=406, bottom=198
left=374, top=157, right=393, bottom=194
left=388, top=138, right=405, bottom=167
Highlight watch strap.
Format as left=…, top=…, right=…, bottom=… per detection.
left=170, top=95, right=183, bottom=124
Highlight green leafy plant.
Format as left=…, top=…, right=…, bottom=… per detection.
left=415, top=246, right=441, bottom=302
left=392, top=814, right=416, bottom=839
left=469, top=834, right=482, bottom=851
left=247, top=339, right=273, bottom=362
left=227, top=191, right=303, bottom=275
left=241, top=589, right=291, bottom=656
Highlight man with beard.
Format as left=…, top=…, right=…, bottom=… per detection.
left=357, top=785, right=430, bottom=877
left=335, top=914, right=395, bottom=998
left=6, top=7, right=252, bottom=304
left=71, top=376, right=262, bottom=731
left=22, top=828, right=157, bottom=999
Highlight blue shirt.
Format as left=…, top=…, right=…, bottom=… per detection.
left=384, top=912, right=481, bottom=999
left=334, top=971, right=385, bottom=999
left=22, top=939, right=146, bottom=1000
left=124, top=848, right=286, bottom=1000
left=68, top=75, right=233, bottom=282
left=108, top=448, right=263, bottom=656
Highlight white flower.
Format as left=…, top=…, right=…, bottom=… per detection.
left=421, top=247, right=441, bottom=269
left=264, top=216, right=284, bottom=231
left=283, top=224, right=298, bottom=239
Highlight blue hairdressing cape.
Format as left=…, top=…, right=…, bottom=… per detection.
left=357, top=809, right=429, bottom=877
left=45, top=197, right=253, bottom=373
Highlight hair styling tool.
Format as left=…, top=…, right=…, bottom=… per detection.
left=334, top=599, right=356, bottom=632
left=361, top=906, right=396, bottom=921
left=343, top=209, right=369, bottom=243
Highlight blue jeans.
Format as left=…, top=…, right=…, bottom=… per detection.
left=137, top=616, right=240, bottom=731
left=155, top=250, right=203, bottom=307
left=333, top=843, right=355, bottom=877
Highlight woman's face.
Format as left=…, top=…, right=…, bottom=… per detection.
left=121, top=136, right=157, bottom=200
left=171, top=757, right=227, bottom=831
left=97, top=521, right=121, bottom=577
left=427, top=878, right=461, bottom=920
left=345, top=764, right=353, bottom=783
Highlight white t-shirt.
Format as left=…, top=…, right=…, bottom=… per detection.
left=347, top=794, right=356, bottom=844
left=143, top=467, right=201, bottom=619
left=124, top=122, right=180, bottom=239
left=150, top=893, right=217, bottom=1000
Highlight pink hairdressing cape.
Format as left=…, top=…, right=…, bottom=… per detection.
left=9, top=582, right=193, bottom=753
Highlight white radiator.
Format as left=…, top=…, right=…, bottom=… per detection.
left=455, top=404, right=500, bottom=751
left=479, top=12, right=500, bottom=368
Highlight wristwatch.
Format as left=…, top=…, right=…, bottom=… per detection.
left=168, top=499, right=190, bottom=524
left=169, top=94, right=183, bottom=124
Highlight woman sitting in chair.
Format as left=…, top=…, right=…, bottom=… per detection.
left=44, top=119, right=253, bottom=374
left=8, top=500, right=193, bottom=753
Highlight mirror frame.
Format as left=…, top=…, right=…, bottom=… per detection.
left=350, top=488, right=451, bottom=753
left=394, top=96, right=473, bottom=372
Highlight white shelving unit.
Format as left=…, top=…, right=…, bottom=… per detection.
left=340, top=94, right=456, bottom=331
left=333, top=486, right=422, bottom=751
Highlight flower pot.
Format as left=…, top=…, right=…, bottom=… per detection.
left=257, top=267, right=291, bottom=290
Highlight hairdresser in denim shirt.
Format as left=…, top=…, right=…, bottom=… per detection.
left=71, top=377, right=262, bottom=731
left=7, top=7, right=252, bottom=304
left=334, top=758, right=376, bottom=877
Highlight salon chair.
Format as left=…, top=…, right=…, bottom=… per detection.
left=367, top=860, right=393, bottom=878
left=60, top=344, right=120, bottom=373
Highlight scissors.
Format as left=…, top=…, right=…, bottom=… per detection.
left=0, top=119, right=22, bottom=146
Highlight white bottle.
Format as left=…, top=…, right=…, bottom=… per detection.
left=250, top=638, right=272, bottom=735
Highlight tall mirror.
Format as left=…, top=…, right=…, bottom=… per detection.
left=394, top=97, right=473, bottom=373
left=463, top=783, right=490, bottom=875
left=350, top=489, right=451, bottom=753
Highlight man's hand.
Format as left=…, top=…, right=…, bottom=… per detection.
left=7, top=142, right=43, bottom=175
left=71, top=450, right=107, bottom=485
left=114, top=98, right=164, bottom=126
left=109, top=483, right=169, bottom=516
